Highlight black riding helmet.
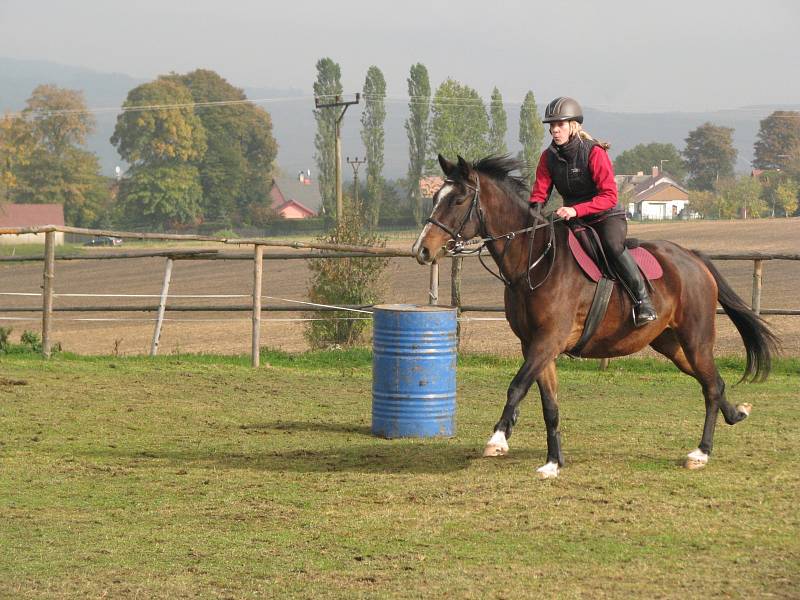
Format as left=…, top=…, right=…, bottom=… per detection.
left=542, top=96, right=583, bottom=124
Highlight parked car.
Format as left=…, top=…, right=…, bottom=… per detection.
left=84, top=236, right=123, bottom=247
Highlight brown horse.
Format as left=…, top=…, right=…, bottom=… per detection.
left=412, top=154, right=779, bottom=478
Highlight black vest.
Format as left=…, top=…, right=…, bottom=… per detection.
left=546, top=138, right=623, bottom=219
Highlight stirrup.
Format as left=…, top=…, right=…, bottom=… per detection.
left=632, top=302, right=657, bottom=327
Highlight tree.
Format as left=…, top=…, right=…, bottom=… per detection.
left=23, top=84, right=94, bottom=155
left=166, top=69, right=277, bottom=225
left=761, top=172, right=799, bottom=217
left=0, top=113, right=33, bottom=202
left=683, top=123, right=737, bottom=191
left=7, top=86, right=109, bottom=226
left=488, top=87, right=508, bottom=156
left=313, top=58, right=343, bottom=217
left=118, top=164, right=203, bottom=230
left=428, top=78, right=490, bottom=165
left=716, top=175, right=766, bottom=218
left=687, top=189, right=718, bottom=218
left=111, top=78, right=207, bottom=166
left=405, top=63, right=431, bottom=226
left=361, top=66, right=386, bottom=228
left=753, top=111, right=800, bottom=174
left=613, top=142, right=687, bottom=183
left=518, top=91, right=544, bottom=184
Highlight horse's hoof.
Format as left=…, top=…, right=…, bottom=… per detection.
left=536, top=462, right=559, bottom=479
left=483, top=444, right=508, bottom=457
left=736, top=403, right=752, bottom=418
left=684, top=448, right=708, bottom=470
left=483, top=430, right=509, bottom=457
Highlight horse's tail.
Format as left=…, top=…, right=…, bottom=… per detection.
left=692, top=250, right=780, bottom=383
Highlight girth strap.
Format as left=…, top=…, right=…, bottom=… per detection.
left=566, top=276, right=615, bottom=358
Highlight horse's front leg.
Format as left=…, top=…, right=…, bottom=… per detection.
left=483, top=353, right=560, bottom=474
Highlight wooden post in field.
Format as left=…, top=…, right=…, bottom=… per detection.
left=150, top=257, right=174, bottom=356
left=599, top=358, right=610, bottom=371
left=429, top=260, right=439, bottom=305
left=751, top=259, right=763, bottom=315
left=41, top=231, right=55, bottom=358
left=251, top=244, right=264, bottom=367
left=451, top=256, right=463, bottom=341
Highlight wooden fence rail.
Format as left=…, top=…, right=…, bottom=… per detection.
left=1, top=225, right=798, bottom=365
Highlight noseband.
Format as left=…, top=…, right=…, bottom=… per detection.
left=424, top=175, right=558, bottom=290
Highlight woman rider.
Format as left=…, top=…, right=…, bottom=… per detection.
left=528, top=96, right=657, bottom=326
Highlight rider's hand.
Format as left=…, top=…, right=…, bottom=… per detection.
left=556, top=206, right=577, bottom=220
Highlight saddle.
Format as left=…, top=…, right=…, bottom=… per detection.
left=565, top=223, right=662, bottom=357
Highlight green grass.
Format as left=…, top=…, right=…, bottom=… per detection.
left=1, top=351, right=798, bottom=598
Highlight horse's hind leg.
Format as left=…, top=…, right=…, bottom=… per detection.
left=652, top=328, right=751, bottom=470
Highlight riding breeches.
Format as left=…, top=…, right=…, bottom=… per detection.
left=588, top=214, right=627, bottom=261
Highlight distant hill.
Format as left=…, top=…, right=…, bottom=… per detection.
left=1, top=57, right=793, bottom=179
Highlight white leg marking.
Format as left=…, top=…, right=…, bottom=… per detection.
left=483, top=430, right=509, bottom=457
left=736, top=403, right=752, bottom=417
left=684, top=448, right=709, bottom=470
left=536, top=461, right=559, bottom=479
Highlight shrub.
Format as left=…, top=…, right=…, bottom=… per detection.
left=0, top=327, right=11, bottom=352
left=305, top=199, right=388, bottom=349
left=20, top=330, right=42, bottom=353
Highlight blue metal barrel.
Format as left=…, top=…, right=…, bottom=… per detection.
left=372, top=304, right=457, bottom=438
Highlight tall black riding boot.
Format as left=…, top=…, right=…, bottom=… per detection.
left=614, top=249, right=657, bottom=327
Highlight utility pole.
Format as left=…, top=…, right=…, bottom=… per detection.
left=346, top=156, right=367, bottom=206
left=315, top=93, right=360, bottom=222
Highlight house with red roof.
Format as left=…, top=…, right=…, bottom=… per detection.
left=269, top=174, right=323, bottom=219
left=0, top=203, right=65, bottom=245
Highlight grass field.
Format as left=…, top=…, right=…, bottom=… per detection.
left=1, top=350, right=798, bottom=598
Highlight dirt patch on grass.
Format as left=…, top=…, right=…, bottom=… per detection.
left=1, top=219, right=798, bottom=356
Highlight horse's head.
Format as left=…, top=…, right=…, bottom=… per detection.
left=412, top=154, right=481, bottom=265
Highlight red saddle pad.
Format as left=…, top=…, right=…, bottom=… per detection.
left=567, top=229, right=663, bottom=283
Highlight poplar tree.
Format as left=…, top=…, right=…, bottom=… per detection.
left=405, top=63, right=431, bottom=226
left=428, top=78, right=490, bottom=164
left=488, top=87, right=508, bottom=156
left=313, top=58, right=343, bottom=217
left=518, top=91, right=544, bottom=184
left=361, top=66, right=386, bottom=228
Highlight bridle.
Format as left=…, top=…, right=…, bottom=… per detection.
left=424, top=175, right=560, bottom=290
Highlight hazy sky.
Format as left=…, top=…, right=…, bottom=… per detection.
left=1, top=0, right=798, bottom=112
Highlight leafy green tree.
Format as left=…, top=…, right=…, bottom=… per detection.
left=753, top=111, right=800, bottom=175
left=118, top=164, right=203, bottom=230
left=361, top=66, right=386, bottom=228
left=405, top=63, right=431, bottom=226
left=428, top=78, right=490, bottom=165
left=7, top=86, right=109, bottom=226
left=613, top=142, right=687, bottom=183
left=313, top=58, right=343, bottom=217
left=687, top=190, right=718, bottom=218
left=488, top=87, right=508, bottom=156
left=761, top=172, right=799, bottom=217
left=518, top=91, right=544, bottom=184
left=716, top=175, right=766, bottom=218
left=683, top=123, right=737, bottom=191
left=111, top=78, right=207, bottom=165
left=0, top=113, right=33, bottom=202
left=166, top=69, right=277, bottom=225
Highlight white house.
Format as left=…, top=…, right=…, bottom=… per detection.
left=616, top=167, right=689, bottom=220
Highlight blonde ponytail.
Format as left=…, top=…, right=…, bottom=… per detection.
left=569, top=121, right=610, bottom=150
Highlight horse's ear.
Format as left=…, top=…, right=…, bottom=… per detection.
left=456, top=155, right=471, bottom=179
left=438, top=154, right=455, bottom=176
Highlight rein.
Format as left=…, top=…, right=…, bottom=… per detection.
left=425, top=175, right=561, bottom=290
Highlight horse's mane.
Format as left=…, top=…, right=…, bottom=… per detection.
left=471, top=155, right=531, bottom=207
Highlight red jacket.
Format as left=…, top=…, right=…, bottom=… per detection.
left=529, top=145, right=618, bottom=218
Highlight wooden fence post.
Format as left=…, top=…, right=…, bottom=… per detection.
left=751, top=259, right=763, bottom=315
left=251, top=244, right=264, bottom=367
left=150, top=257, right=174, bottom=356
left=429, top=260, right=439, bottom=305
left=451, top=256, right=463, bottom=341
left=41, top=231, right=55, bottom=358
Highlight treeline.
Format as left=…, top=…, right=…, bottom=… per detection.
left=312, top=58, right=544, bottom=227
left=613, top=117, right=800, bottom=218
left=1, top=61, right=799, bottom=230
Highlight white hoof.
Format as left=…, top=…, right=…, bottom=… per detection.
left=536, top=461, right=559, bottom=479
left=736, top=403, right=752, bottom=418
left=684, top=448, right=709, bottom=470
left=483, top=430, right=509, bottom=457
